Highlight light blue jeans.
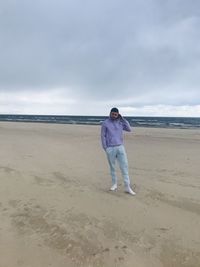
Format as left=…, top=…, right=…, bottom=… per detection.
left=106, top=145, right=130, bottom=187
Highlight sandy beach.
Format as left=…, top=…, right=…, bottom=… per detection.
left=0, top=121, right=200, bottom=267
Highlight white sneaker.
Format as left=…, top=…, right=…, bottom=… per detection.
left=125, top=187, right=136, bottom=195
left=110, top=184, right=117, bottom=191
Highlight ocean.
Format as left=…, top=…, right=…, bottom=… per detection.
left=0, top=114, right=200, bottom=129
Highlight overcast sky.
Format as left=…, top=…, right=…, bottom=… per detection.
left=0, top=0, right=200, bottom=116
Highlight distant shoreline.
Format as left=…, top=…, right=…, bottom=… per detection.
left=0, top=114, right=200, bottom=129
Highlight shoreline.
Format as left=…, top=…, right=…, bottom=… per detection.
left=0, top=119, right=200, bottom=131
left=1, top=114, right=200, bottom=130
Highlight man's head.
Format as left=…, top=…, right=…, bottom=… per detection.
left=110, top=107, right=119, bottom=120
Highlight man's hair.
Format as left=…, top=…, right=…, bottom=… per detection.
left=110, top=107, right=119, bottom=113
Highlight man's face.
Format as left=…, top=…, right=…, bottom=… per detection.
left=110, top=112, right=119, bottom=120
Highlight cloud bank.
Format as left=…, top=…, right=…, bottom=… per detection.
left=0, top=0, right=200, bottom=116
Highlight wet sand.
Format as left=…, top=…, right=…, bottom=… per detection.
left=0, top=122, right=200, bottom=267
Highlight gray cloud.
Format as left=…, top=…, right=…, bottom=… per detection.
left=0, top=0, right=200, bottom=115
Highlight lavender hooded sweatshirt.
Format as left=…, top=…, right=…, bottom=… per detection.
left=101, top=117, right=131, bottom=150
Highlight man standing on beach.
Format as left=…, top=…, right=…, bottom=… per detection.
left=101, top=107, right=136, bottom=195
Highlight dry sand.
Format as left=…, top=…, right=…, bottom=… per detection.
left=0, top=121, right=200, bottom=267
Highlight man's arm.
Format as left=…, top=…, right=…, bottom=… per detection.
left=119, top=114, right=132, bottom=132
left=101, top=123, right=107, bottom=150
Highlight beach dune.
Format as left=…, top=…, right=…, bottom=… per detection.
left=0, top=122, right=200, bottom=267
